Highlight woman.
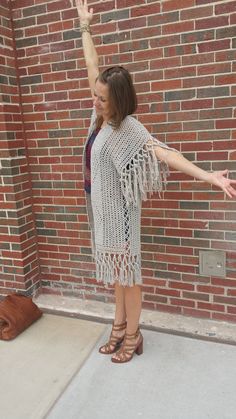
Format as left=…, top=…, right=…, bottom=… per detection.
left=76, top=0, right=236, bottom=364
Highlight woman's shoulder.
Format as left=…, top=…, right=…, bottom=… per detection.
left=110, top=115, right=150, bottom=151
left=120, top=114, right=147, bottom=132
left=117, top=115, right=150, bottom=140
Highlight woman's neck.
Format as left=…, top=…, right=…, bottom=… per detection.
left=101, top=121, right=108, bottom=128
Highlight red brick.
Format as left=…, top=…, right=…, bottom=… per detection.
left=198, top=62, right=231, bottom=76
left=134, top=49, right=163, bottom=62
left=196, top=16, right=229, bottom=30
left=230, top=13, right=236, bottom=24
left=198, top=39, right=230, bottom=53
left=183, top=76, right=214, bottom=88
left=156, top=304, right=182, bottom=315
left=165, top=228, right=193, bottom=238
left=216, top=119, right=236, bottom=129
left=131, top=26, right=161, bottom=40
left=228, top=307, right=236, bottom=315
left=116, top=0, right=144, bottom=8
left=168, top=263, right=195, bottom=273
left=118, top=17, right=146, bottom=31
left=169, top=281, right=194, bottom=291
left=181, top=5, right=213, bottom=20
left=216, top=51, right=236, bottom=64
left=170, top=298, right=195, bottom=308
left=163, top=0, right=195, bottom=12
left=152, top=79, right=181, bottom=91
left=162, top=21, right=194, bottom=35
left=182, top=256, right=199, bottom=266
left=0, top=0, right=235, bottom=324
left=198, top=302, right=225, bottom=312
left=211, top=241, right=236, bottom=252
left=197, top=151, right=228, bottom=161
left=47, top=0, right=71, bottom=12
left=197, top=285, right=225, bottom=295
left=230, top=150, right=236, bottom=160
left=215, top=1, right=236, bottom=15
left=183, top=308, right=211, bottom=319
left=216, top=74, right=236, bottom=85
left=131, top=4, right=160, bottom=17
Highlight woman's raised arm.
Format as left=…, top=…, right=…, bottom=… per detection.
left=75, top=0, right=99, bottom=96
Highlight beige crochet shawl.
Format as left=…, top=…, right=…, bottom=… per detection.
left=84, top=108, right=177, bottom=287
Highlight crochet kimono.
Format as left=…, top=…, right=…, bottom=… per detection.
left=84, top=108, right=177, bottom=287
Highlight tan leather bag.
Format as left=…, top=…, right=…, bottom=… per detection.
left=0, top=293, right=43, bottom=340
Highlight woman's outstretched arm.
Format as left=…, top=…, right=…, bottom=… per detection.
left=155, top=146, right=236, bottom=199
left=76, top=0, right=99, bottom=95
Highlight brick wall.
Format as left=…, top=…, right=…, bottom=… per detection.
left=1, top=0, right=236, bottom=322
left=0, top=0, right=40, bottom=295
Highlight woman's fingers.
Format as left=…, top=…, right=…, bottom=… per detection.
left=229, top=184, right=236, bottom=196
left=223, top=179, right=236, bottom=198
left=226, top=188, right=236, bottom=198
left=211, top=170, right=236, bottom=199
left=76, top=0, right=93, bottom=22
left=84, top=0, right=88, bottom=11
left=76, top=0, right=81, bottom=11
left=76, top=0, right=88, bottom=12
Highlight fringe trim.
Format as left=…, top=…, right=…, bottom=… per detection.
left=120, top=141, right=170, bottom=206
left=95, top=251, right=142, bottom=287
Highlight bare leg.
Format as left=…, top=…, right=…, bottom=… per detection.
left=125, top=284, right=142, bottom=334
left=114, top=282, right=126, bottom=324
left=99, top=282, right=126, bottom=354
left=114, top=283, right=142, bottom=330
left=109, top=282, right=127, bottom=343
left=111, top=284, right=142, bottom=361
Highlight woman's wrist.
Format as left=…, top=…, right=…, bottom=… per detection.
left=75, top=20, right=91, bottom=33
left=79, top=19, right=90, bottom=26
left=206, top=171, right=217, bottom=186
left=80, top=22, right=91, bottom=34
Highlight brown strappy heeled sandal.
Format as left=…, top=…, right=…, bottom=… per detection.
left=111, top=328, right=143, bottom=363
left=99, top=321, right=127, bottom=354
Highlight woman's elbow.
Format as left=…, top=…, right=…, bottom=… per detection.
left=154, top=145, right=170, bottom=163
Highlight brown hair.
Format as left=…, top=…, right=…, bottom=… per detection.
left=96, top=66, right=137, bottom=129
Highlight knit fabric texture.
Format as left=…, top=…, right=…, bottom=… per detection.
left=83, top=108, right=178, bottom=287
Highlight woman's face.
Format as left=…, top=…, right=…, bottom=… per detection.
left=93, top=80, right=111, bottom=121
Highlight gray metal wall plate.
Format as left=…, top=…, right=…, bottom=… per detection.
left=199, top=250, right=226, bottom=277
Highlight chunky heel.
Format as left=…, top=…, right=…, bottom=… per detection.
left=111, top=328, right=143, bottom=363
left=135, top=339, right=143, bottom=355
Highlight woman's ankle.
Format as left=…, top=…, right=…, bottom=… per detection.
left=126, top=324, right=140, bottom=336
left=114, top=317, right=126, bottom=325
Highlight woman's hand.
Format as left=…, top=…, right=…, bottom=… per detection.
left=75, top=0, right=93, bottom=25
left=209, top=170, right=236, bottom=199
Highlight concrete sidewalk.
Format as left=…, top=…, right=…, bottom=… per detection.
left=47, top=327, right=236, bottom=419
left=0, top=314, right=106, bottom=419
left=1, top=296, right=236, bottom=419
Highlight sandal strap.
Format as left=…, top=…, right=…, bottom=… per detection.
left=112, top=321, right=127, bottom=331
left=114, top=330, right=142, bottom=359
left=124, top=328, right=140, bottom=339
left=99, top=321, right=127, bottom=354
left=108, top=322, right=127, bottom=343
left=107, top=322, right=127, bottom=347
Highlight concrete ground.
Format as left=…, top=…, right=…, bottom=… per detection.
left=1, top=295, right=236, bottom=419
